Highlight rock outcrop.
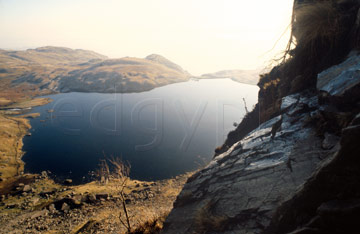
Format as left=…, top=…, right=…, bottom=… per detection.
left=163, top=51, right=360, bottom=233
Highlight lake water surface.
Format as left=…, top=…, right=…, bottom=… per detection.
left=22, top=78, right=258, bottom=183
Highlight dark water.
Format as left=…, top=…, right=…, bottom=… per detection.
left=22, top=78, right=258, bottom=183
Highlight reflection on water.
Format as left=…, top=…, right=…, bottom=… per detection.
left=22, top=78, right=258, bottom=183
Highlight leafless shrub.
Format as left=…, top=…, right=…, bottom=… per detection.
left=108, top=156, right=132, bottom=233
left=97, top=155, right=133, bottom=233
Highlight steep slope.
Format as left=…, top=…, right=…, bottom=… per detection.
left=163, top=1, right=360, bottom=232
left=163, top=51, right=360, bottom=234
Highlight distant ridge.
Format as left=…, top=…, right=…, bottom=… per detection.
left=1, top=46, right=107, bottom=65
left=145, top=54, right=190, bottom=75
left=0, top=46, right=191, bottom=99
left=200, top=69, right=262, bottom=85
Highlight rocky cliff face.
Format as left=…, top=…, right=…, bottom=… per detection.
left=162, top=51, right=360, bottom=234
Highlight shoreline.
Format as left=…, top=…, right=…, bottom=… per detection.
left=0, top=97, right=52, bottom=183
left=0, top=96, right=193, bottom=232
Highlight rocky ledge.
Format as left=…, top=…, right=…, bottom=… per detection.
left=162, top=51, right=360, bottom=234
left=0, top=172, right=190, bottom=233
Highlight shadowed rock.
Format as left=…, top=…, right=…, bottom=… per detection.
left=162, top=51, right=360, bottom=234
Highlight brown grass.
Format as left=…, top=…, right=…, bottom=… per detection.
left=194, top=200, right=229, bottom=233
left=282, top=0, right=341, bottom=62
left=0, top=47, right=190, bottom=97
left=255, top=0, right=360, bottom=125
left=0, top=164, right=191, bottom=233
left=0, top=114, right=30, bottom=180
left=283, top=0, right=359, bottom=66
left=0, top=71, right=53, bottom=183
left=0, top=97, right=12, bottom=107
left=18, top=113, right=41, bottom=119
left=0, top=174, right=37, bottom=195
left=0, top=96, right=52, bottom=182
left=129, top=212, right=169, bottom=234
left=293, top=1, right=340, bottom=47
left=6, top=98, right=52, bottom=109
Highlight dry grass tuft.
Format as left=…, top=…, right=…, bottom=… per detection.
left=283, top=0, right=359, bottom=65
left=129, top=212, right=168, bottom=234
left=194, top=200, right=229, bottom=233
left=254, top=0, right=360, bottom=125
left=293, top=1, right=340, bottom=48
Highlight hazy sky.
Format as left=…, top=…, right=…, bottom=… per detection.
left=0, top=0, right=293, bottom=75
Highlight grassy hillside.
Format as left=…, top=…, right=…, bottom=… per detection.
left=57, top=56, right=190, bottom=93
left=0, top=46, right=191, bottom=104
left=0, top=46, right=107, bottom=65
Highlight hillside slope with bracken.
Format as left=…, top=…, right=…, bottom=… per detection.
left=0, top=47, right=191, bottom=104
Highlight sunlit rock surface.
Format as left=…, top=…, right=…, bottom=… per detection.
left=163, top=92, right=338, bottom=234
left=317, top=52, right=360, bottom=96
left=162, top=51, right=360, bottom=234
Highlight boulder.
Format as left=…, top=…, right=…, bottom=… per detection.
left=317, top=51, right=360, bottom=97
left=86, top=194, right=97, bottom=203
left=30, top=197, right=40, bottom=206
left=317, top=51, right=360, bottom=112
left=163, top=92, right=339, bottom=234
left=321, top=132, right=340, bottom=150
left=266, top=118, right=360, bottom=233
left=30, top=209, right=48, bottom=219
left=95, top=193, right=109, bottom=200
left=41, top=171, right=48, bottom=178
left=163, top=53, right=360, bottom=232
left=39, top=189, right=57, bottom=198
left=64, top=179, right=72, bottom=185
left=61, top=202, right=70, bottom=212
left=48, top=204, right=56, bottom=213
left=52, top=197, right=83, bottom=211
left=6, top=203, right=18, bottom=209
left=23, top=185, right=31, bottom=192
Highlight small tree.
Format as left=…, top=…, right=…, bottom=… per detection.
left=107, top=157, right=132, bottom=233
left=97, top=156, right=132, bottom=233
